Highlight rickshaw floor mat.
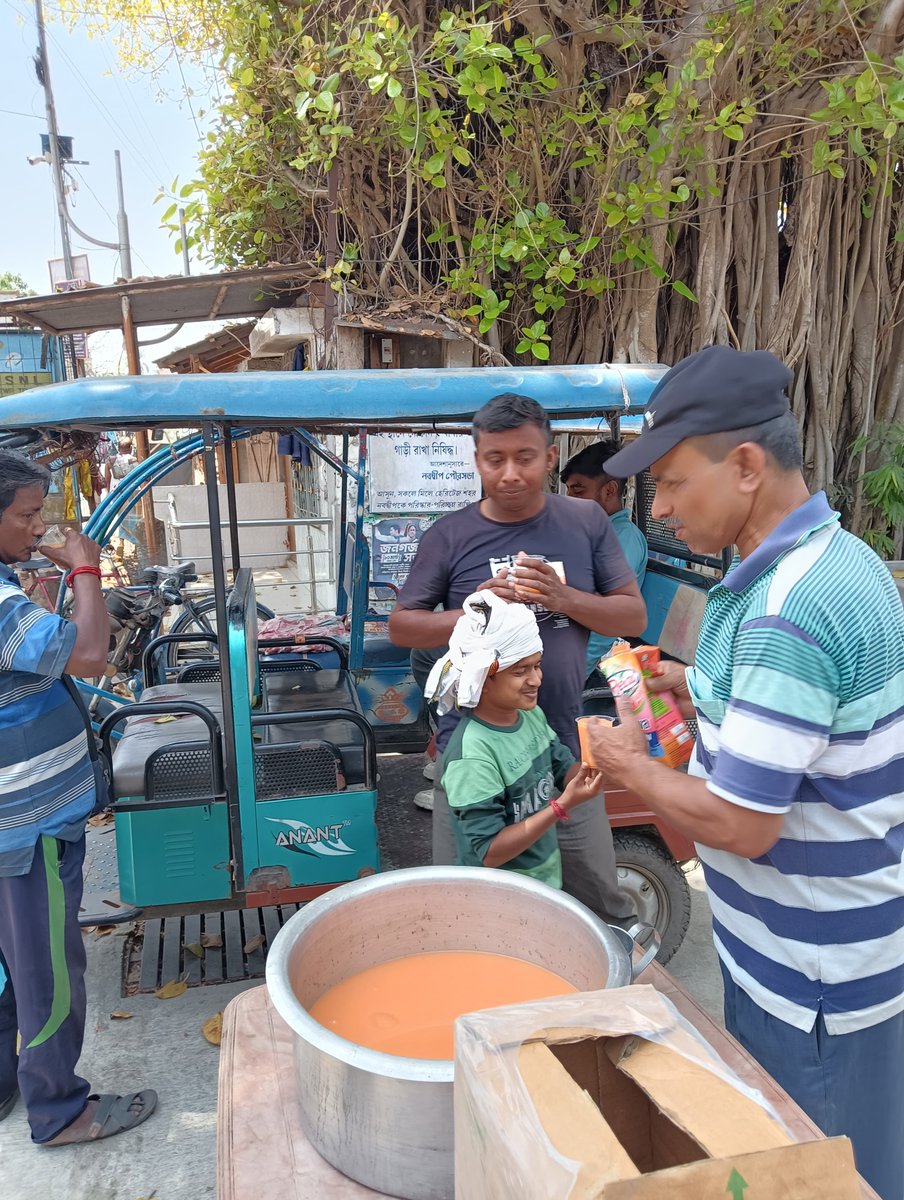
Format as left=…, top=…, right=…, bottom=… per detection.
left=121, top=904, right=304, bottom=994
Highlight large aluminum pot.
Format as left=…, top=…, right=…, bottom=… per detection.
left=266, top=865, right=635, bottom=1200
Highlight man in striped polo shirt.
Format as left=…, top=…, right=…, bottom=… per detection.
left=0, top=449, right=156, bottom=1146
left=588, top=346, right=904, bottom=1200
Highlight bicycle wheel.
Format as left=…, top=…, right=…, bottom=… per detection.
left=165, top=595, right=275, bottom=667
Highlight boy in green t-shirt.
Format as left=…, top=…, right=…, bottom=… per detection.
left=427, top=591, right=603, bottom=887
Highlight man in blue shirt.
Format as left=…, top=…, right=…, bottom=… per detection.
left=560, top=441, right=648, bottom=677
left=0, top=448, right=156, bottom=1146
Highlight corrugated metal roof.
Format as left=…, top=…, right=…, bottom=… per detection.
left=0, top=266, right=313, bottom=336
left=155, top=322, right=255, bottom=373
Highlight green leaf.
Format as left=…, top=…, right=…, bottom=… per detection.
left=387, top=76, right=402, bottom=99
left=239, top=67, right=254, bottom=87
left=672, top=280, right=698, bottom=303
left=452, top=144, right=471, bottom=166
left=531, top=342, right=551, bottom=360
left=723, top=124, right=744, bottom=141
left=425, top=152, right=445, bottom=174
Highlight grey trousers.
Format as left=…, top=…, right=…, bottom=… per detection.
left=431, top=753, right=635, bottom=926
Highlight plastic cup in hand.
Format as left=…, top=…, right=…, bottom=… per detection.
left=39, top=525, right=68, bottom=549
left=576, top=715, right=614, bottom=767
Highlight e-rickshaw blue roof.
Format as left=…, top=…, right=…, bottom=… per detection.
left=0, top=363, right=665, bottom=430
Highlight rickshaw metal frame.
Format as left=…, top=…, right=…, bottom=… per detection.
left=1, top=363, right=705, bottom=912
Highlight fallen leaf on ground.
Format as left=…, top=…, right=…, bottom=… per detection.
left=155, top=979, right=188, bottom=1000
left=202, top=1012, right=223, bottom=1046
left=183, top=942, right=204, bottom=959
left=200, top=933, right=222, bottom=948
left=243, top=933, right=265, bottom=954
left=88, top=812, right=114, bottom=827
left=154, top=714, right=178, bottom=724
left=95, top=925, right=116, bottom=938
left=110, top=1011, right=134, bottom=1020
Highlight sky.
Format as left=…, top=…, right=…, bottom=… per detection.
left=0, top=0, right=222, bottom=370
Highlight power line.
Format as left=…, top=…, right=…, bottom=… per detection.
left=96, top=34, right=171, bottom=185
left=159, top=0, right=202, bottom=144
left=40, top=27, right=165, bottom=192
left=0, top=105, right=44, bottom=119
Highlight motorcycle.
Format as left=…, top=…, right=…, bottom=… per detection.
left=91, top=561, right=200, bottom=712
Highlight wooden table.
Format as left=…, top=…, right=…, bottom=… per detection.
left=217, top=966, right=878, bottom=1199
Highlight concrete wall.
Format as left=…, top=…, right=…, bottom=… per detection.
left=152, top=482, right=290, bottom=573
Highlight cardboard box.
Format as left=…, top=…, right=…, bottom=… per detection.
left=455, top=985, right=861, bottom=1200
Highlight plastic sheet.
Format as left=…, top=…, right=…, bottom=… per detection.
left=454, top=984, right=790, bottom=1200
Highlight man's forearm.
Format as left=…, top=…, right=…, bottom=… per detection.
left=559, top=588, right=646, bottom=637
left=67, top=578, right=111, bottom=675
left=388, top=605, right=462, bottom=648
left=619, top=757, right=783, bottom=858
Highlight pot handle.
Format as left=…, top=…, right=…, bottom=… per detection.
left=607, top=921, right=660, bottom=979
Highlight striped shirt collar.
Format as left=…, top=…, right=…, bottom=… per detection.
left=719, top=491, right=839, bottom=594
left=0, top=562, right=18, bottom=586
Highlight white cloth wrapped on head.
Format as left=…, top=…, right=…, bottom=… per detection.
left=425, top=590, right=543, bottom=714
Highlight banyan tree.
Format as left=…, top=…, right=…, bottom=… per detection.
left=62, top=0, right=904, bottom=544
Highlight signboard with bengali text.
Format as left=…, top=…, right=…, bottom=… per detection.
left=367, top=432, right=479, bottom=514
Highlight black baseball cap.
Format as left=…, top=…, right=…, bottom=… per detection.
left=604, top=345, right=793, bottom=478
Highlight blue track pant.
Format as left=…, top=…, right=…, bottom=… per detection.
left=721, top=962, right=904, bottom=1200
left=0, top=835, right=90, bottom=1143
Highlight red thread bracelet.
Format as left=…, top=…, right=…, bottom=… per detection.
left=65, top=565, right=103, bottom=587
left=549, top=797, right=570, bottom=821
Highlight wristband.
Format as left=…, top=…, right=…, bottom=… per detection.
left=65, top=565, right=103, bottom=587
left=549, top=797, right=570, bottom=822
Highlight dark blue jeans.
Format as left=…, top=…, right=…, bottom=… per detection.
left=721, top=962, right=904, bottom=1200
left=0, top=835, right=90, bottom=1143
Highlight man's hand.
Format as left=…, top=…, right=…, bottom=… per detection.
left=40, top=530, right=102, bottom=573
left=511, top=552, right=567, bottom=610
left=645, top=659, right=696, bottom=720
left=584, top=700, right=650, bottom=788
left=646, top=659, right=689, bottom=698
left=476, top=567, right=517, bottom=601
left=559, top=763, right=604, bottom=811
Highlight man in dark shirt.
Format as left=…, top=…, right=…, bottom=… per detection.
left=389, top=393, right=646, bottom=923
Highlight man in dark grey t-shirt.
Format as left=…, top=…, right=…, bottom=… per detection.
left=389, top=393, right=646, bottom=924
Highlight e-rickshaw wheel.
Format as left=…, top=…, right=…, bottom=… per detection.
left=612, top=830, right=692, bottom=965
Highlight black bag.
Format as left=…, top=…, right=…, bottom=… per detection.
left=63, top=676, right=114, bottom=815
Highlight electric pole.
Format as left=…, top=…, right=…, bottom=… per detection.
left=34, top=0, right=74, bottom=280
left=115, top=151, right=133, bottom=280
left=33, top=0, right=134, bottom=282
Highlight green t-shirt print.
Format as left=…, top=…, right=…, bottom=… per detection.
left=442, top=707, right=575, bottom=887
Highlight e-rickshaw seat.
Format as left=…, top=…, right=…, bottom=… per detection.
left=111, top=682, right=224, bottom=799
left=260, top=669, right=367, bottom=782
